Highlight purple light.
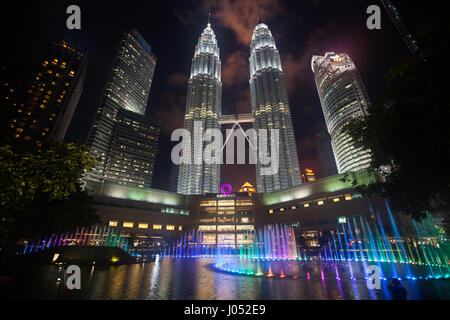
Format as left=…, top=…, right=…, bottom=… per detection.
left=220, top=184, right=232, bottom=195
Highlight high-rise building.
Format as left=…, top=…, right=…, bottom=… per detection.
left=314, top=130, right=338, bottom=178
left=168, top=163, right=179, bottom=193
left=7, top=40, right=87, bottom=143
left=249, top=20, right=302, bottom=192
left=380, top=0, right=419, bottom=54
left=177, top=19, right=222, bottom=195
left=311, top=52, right=372, bottom=173
left=85, top=29, right=160, bottom=189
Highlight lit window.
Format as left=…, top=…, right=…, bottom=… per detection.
left=241, top=217, right=249, bottom=223
left=333, top=198, right=340, bottom=202
left=123, top=222, right=134, bottom=228
left=178, top=226, right=183, bottom=231
left=236, top=200, right=253, bottom=206
left=218, top=200, right=235, bottom=207
left=304, top=203, right=310, bottom=208
left=199, top=225, right=216, bottom=231
left=200, top=200, right=217, bottom=207
left=236, top=225, right=254, bottom=231
left=269, top=209, right=274, bottom=214
left=218, top=225, right=235, bottom=232
left=166, top=225, right=175, bottom=231
left=337, top=216, right=347, bottom=224
left=138, top=223, right=148, bottom=229
left=153, top=224, right=162, bottom=230
left=318, top=201, right=324, bottom=206
left=280, top=208, right=285, bottom=212
left=109, top=221, right=118, bottom=227
left=345, top=194, right=352, bottom=201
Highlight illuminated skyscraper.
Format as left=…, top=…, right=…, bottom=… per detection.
left=86, top=29, right=160, bottom=188
left=7, top=40, right=86, bottom=143
left=177, top=18, right=222, bottom=195
left=311, top=52, right=372, bottom=173
left=249, top=21, right=302, bottom=192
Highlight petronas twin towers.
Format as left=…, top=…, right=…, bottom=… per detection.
left=177, top=21, right=222, bottom=195
left=249, top=22, right=302, bottom=192
left=177, top=17, right=301, bottom=195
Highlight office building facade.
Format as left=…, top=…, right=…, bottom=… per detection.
left=311, top=52, right=372, bottom=173
left=86, top=29, right=159, bottom=188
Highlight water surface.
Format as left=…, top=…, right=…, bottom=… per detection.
left=3, top=257, right=449, bottom=300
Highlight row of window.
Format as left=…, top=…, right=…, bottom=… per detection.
left=109, top=221, right=182, bottom=231
left=198, top=225, right=255, bottom=232
left=199, top=209, right=253, bottom=217
left=96, top=201, right=189, bottom=216
left=198, top=217, right=253, bottom=224
left=199, top=200, right=253, bottom=207
left=269, top=194, right=359, bottom=214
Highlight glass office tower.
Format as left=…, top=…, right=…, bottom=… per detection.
left=311, top=52, right=372, bottom=173
left=177, top=20, right=222, bottom=195
left=249, top=21, right=302, bottom=192
left=86, top=29, right=160, bottom=188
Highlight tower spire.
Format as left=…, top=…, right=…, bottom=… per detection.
left=208, top=11, right=211, bottom=26
left=257, top=8, right=261, bottom=24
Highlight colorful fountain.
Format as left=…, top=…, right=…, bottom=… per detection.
left=22, top=226, right=137, bottom=256
left=161, top=224, right=300, bottom=259
left=162, top=210, right=449, bottom=283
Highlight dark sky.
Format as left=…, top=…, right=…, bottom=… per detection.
left=2, top=0, right=422, bottom=192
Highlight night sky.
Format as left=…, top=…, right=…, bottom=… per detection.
left=2, top=0, right=420, bottom=192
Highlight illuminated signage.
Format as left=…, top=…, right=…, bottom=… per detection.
left=217, top=193, right=236, bottom=198
left=220, top=184, right=233, bottom=195
left=304, top=168, right=316, bottom=182
left=330, top=55, right=342, bottom=62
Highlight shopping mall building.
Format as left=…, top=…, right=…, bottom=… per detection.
left=85, top=170, right=407, bottom=255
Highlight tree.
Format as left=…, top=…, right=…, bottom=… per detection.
left=343, top=15, right=450, bottom=227
left=0, top=141, right=99, bottom=249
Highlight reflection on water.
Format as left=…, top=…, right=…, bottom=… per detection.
left=3, top=257, right=450, bottom=300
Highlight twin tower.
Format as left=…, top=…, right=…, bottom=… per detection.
left=177, top=19, right=302, bottom=195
